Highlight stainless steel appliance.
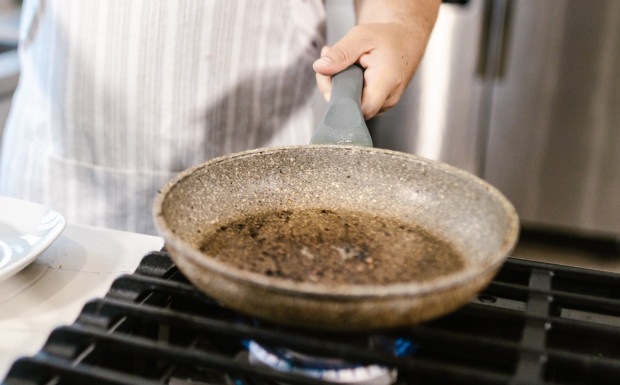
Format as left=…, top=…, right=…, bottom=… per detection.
left=3, top=249, right=620, bottom=384
left=368, top=0, right=620, bottom=240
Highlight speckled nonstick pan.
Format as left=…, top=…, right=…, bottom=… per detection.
left=153, top=66, right=519, bottom=331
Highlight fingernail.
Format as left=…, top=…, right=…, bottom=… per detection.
left=313, top=56, right=332, bottom=67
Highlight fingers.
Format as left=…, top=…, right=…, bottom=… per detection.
left=361, top=81, right=396, bottom=119
left=359, top=55, right=405, bottom=119
left=316, top=57, right=401, bottom=119
left=312, top=31, right=368, bottom=76
left=312, top=24, right=419, bottom=119
left=315, top=46, right=333, bottom=102
left=361, top=77, right=402, bottom=119
left=312, top=32, right=367, bottom=104
left=315, top=73, right=331, bottom=103
left=314, top=46, right=403, bottom=118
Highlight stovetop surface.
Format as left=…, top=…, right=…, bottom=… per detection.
left=3, top=249, right=620, bottom=385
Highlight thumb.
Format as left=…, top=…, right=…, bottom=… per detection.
left=313, top=32, right=367, bottom=75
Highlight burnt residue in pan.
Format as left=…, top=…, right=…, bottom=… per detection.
left=199, top=208, right=465, bottom=285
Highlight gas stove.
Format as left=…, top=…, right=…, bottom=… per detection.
left=3, top=243, right=620, bottom=385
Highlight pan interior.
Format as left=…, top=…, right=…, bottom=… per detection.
left=155, top=146, right=519, bottom=294
left=197, top=207, right=467, bottom=286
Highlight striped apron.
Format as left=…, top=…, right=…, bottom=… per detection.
left=0, top=0, right=326, bottom=234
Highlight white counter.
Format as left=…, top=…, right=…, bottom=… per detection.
left=0, top=223, right=164, bottom=379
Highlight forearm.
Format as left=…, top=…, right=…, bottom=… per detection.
left=354, top=0, right=440, bottom=35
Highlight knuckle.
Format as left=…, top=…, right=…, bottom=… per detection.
left=384, top=95, right=400, bottom=110
left=330, top=45, right=351, bottom=62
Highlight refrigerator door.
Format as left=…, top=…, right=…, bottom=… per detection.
left=483, top=0, right=620, bottom=237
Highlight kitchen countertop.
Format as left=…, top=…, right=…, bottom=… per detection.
left=0, top=223, right=164, bottom=379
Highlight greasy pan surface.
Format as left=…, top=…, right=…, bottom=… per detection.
left=153, top=145, right=519, bottom=331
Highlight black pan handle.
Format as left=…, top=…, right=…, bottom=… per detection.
left=311, top=65, right=373, bottom=147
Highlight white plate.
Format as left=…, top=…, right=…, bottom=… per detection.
left=0, top=196, right=66, bottom=282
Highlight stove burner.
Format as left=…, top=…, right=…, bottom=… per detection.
left=5, top=250, right=620, bottom=385
left=247, top=340, right=399, bottom=385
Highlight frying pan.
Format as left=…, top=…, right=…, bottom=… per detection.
left=153, top=66, right=519, bottom=331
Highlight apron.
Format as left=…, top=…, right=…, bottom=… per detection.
left=0, top=0, right=326, bottom=234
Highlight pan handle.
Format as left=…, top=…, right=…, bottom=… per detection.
left=311, top=65, right=373, bottom=147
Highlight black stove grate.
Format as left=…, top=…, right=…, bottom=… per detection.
left=3, top=250, right=620, bottom=385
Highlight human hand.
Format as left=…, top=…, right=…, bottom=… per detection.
left=313, top=0, right=440, bottom=120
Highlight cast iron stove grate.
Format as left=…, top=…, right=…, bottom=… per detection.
left=3, top=249, right=620, bottom=385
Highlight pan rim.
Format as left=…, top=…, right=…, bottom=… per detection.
left=153, top=145, right=520, bottom=299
